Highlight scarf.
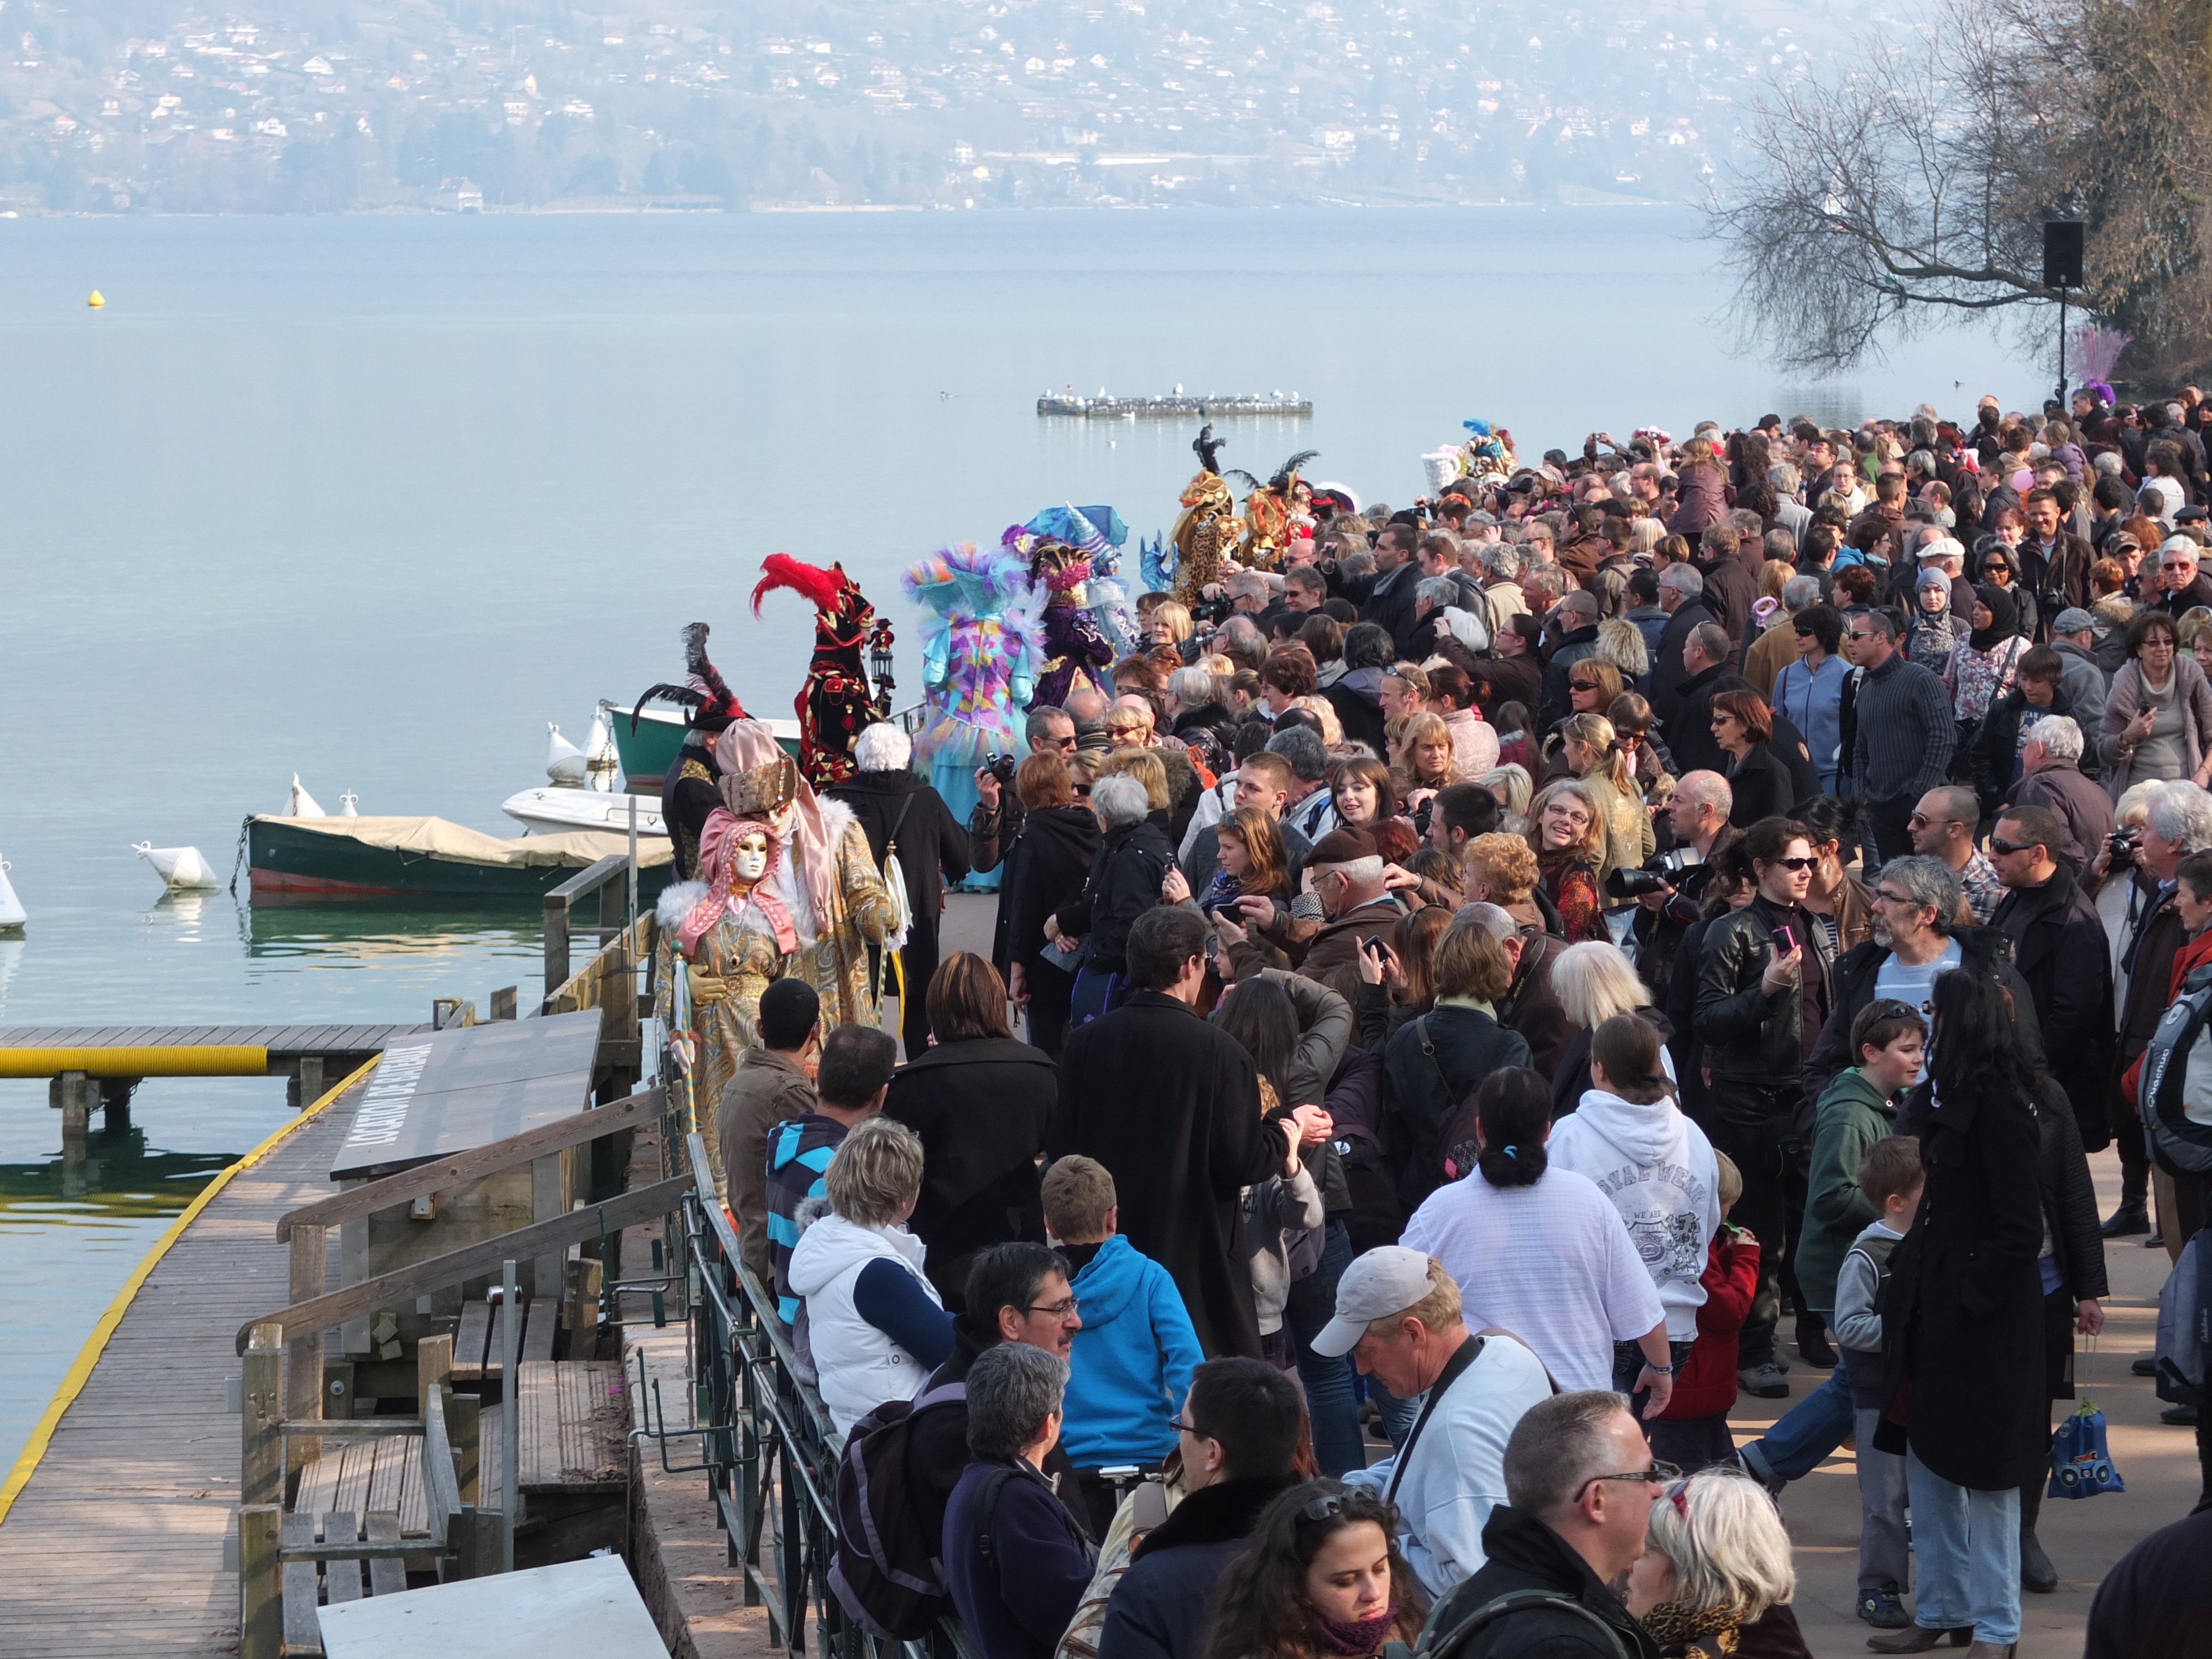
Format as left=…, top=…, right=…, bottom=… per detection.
left=1315, top=1605, right=1400, bottom=1656
left=713, top=721, right=840, bottom=928
left=1968, top=582, right=2017, bottom=651
left=1639, top=1598, right=1748, bottom=1655
left=678, top=812, right=800, bottom=956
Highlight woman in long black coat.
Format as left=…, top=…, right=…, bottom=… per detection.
left=883, top=952, right=1056, bottom=1311
left=1877, top=969, right=2044, bottom=1655
left=994, top=754, right=1103, bottom=1057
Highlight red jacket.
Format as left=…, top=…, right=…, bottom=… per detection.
left=1659, top=1225, right=1762, bottom=1421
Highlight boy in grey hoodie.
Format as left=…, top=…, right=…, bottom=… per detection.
left=1834, top=1135, right=1924, bottom=1630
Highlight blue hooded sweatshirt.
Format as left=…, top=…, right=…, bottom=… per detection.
left=1061, top=1234, right=1204, bottom=1468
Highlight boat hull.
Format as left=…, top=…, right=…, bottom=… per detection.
left=247, top=816, right=674, bottom=902
left=602, top=705, right=803, bottom=795
left=502, top=788, right=669, bottom=838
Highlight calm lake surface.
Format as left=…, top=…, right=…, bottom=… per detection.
left=0, top=205, right=2035, bottom=1470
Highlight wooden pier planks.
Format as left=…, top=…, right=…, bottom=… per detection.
left=0, top=1088, right=357, bottom=1657
left=514, top=1361, right=625, bottom=1492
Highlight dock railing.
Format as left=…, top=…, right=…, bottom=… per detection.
left=658, top=1124, right=980, bottom=1659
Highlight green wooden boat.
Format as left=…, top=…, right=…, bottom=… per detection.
left=601, top=702, right=802, bottom=795
left=246, top=815, right=675, bottom=902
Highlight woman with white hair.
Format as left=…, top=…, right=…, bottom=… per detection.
left=1547, top=940, right=1676, bottom=1118
left=1048, top=771, right=1173, bottom=1025
left=830, top=721, right=974, bottom=1053
left=1625, top=1468, right=1802, bottom=1655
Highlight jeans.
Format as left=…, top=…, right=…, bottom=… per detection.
left=1740, top=1358, right=1855, bottom=1484
left=1855, top=1407, right=1910, bottom=1593
left=1283, top=1221, right=1365, bottom=1478
left=1906, top=1446, right=2021, bottom=1645
left=1366, top=1373, right=1420, bottom=1449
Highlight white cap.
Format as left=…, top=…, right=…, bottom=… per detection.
left=1917, top=535, right=1966, bottom=564
left=1311, top=1246, right=1438, bottom=1357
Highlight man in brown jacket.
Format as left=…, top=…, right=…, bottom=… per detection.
left=1285, top=828, right=1407, bottom=980
left=714, top=977, right=821, bottom=1286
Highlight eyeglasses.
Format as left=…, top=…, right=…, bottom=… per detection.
left=1025, top=1297, right=1081, bottom=1321
left=1986, top=835, right=2035, bottom=855
left=1047, top=734, right=1078, bottom=751
left=1873, top=888, right=1920, bottom=906
left=1847, top=629, right=1881, bottom=643
left=1168, top=1416, right=1204, bottom=1437
left=1569, top=679, right=1600, bottom=691
left=1297, top=1492, right=1355, bottom=1524
left=1574, top=1461, right=1682, bottom=1503
left=1905, top=811, right=1959, bottom=829
left=1771, top=855, right=1817, bottom=871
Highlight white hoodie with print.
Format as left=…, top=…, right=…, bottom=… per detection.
left=1546, top=1089, right=1721, bottom=1342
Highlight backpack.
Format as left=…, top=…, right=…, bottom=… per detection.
left=2154, top=1225, right=2212, bottom=1409
left=2135, top=962, right=2212, bottom=1177
left=828, top=1379, right=966, bottom=1639
left=879, top=794, right=916, bottom=945
left=1391, top=1588, right=1632, bottom=1659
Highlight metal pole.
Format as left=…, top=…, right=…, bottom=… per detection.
left=627, top=794, right=639, bottom=930
left=2058, top=286, right=2071, bottom=409
left=499, top=1260, right=519, bottom=1573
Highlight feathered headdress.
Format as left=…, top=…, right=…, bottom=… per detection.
left=629, top=620, right=748, bottom=733
left=902, top=541, right=1034, bottom=622
left=1267, top=449, right=1320, bottom=492
left=752, top=552, right=852, bottom=620
left=1192, top=421, right=1227, bottom=476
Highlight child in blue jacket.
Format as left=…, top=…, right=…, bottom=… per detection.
left=1041, top=1155, right=1204, bottom=1537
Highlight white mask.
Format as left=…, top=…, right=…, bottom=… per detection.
left=732, top=834, right=770, bottom=884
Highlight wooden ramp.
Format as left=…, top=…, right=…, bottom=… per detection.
left=0, top=1079, right=357, bottom=1656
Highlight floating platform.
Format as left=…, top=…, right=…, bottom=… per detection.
left=1036, top=393, right=1313, bottom=418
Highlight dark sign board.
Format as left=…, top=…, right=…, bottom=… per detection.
left=328, top=1010, right=604, bottom=1180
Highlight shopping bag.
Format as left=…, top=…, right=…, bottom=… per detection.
left=2047, top=1400, right=2125, bottom=1499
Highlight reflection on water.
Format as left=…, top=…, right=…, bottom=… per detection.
left=0, top=1126, right=236, bottom=1214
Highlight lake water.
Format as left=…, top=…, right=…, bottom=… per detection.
left=0, top=204, right=2036, bottom=1471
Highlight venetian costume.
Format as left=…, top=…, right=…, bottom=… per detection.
left=1028, top=503, right=1138, bottom=657
left=1018, top=529, right=1115, bottom=711
left=654, top=810, right=799, bottom=1194
left=1454, top=418, right=1516, bottom=489
left=903, top=543, right=1042, bottom=894
left=1238, top=447, right=1319, bottom=569
left=751, top=553, right=895, bottom=790
left=628, top=622, right=748, bottom=880
left=711, top=720, right=903, bottom=1032
left=1168, top=423, right=1248, bottom=606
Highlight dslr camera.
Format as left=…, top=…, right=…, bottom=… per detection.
left=2107, top=826, right=2142, bottom=869
left=1605, top=845, right=1704, bottom=902
left=982, top=752, right=1019, bottom=789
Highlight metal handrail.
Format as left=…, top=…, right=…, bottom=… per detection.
left=665, top=1124, right=980, bottom=1659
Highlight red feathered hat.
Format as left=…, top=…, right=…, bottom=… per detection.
left=753, top=552, right=853, bottom=619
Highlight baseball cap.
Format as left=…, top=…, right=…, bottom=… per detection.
left=1312, top=1246, right=1440, bottom=1357
left=2053, top=608, right=2097, bottom=635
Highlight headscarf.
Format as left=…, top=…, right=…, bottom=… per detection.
left=1914, top=571, right=1951, bottom=614
left=678, top=810, right=799, bottom=957
left=713, top=721, right=840, bottom=928
left=1968, top=583, right=2017, bottom=652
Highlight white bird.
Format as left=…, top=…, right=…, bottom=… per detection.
left=288, top=775, right=327, bottom=817
left=0, top=851, right=24, bottom=930
left=546, top=722, right=588, bottom=786
left=339, top=790, right=360, bottom=816
left=134, top=843, right=220, bottom=890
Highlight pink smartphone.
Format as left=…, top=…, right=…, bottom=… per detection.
left=1771, top=926, right=1796, bottom=954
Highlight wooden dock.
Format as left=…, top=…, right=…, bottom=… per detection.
left=0, top=1070, right=360, bottom=1657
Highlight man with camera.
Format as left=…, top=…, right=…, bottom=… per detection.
left=1625, top=772, right=1736, bottom=1000
left=969, top=706, right=1080, bottom=873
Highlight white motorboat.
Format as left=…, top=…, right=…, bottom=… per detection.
left=0, top=850, right=24, bottom=929
left=500, top=787, right=667, bottom=838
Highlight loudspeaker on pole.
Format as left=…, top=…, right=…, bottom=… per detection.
left=2044, top=221, right=2085, bottom=289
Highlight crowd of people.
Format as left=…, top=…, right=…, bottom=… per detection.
left=692, top=393, right=2212, bottom=1659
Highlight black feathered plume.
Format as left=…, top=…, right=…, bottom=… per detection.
left=1192, top=422, right=1227, bottom=476
left=682, top=622, right=737, bottom=709
left=629, top=682, right=703, bottom=733
left=1269, top=449, right=1321, bottom=492
left=1223, top=468, right=1261, bottom=491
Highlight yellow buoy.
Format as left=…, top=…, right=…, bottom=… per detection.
left=86, top=290, right=103, bottom=307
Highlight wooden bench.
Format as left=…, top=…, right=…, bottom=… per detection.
left=238, top=1328, right=472, bottom=1659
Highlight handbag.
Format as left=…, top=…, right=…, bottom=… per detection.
left=2048, top=1340, right=2125, bottom=1499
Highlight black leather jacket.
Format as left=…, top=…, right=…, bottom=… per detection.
left=1692, top=893, right=1834, bottom=1091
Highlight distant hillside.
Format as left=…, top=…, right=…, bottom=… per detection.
left=0, top=0, right=1902, bottom=212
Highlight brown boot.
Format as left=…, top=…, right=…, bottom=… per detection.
left=1866, top=1627, right=1972, bottom=1653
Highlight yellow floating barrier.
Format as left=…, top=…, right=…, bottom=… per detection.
left=0, top=1044, right=269, bottom=1078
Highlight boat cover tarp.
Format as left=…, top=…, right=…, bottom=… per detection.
left=249, top=815, right=674, bottom=870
